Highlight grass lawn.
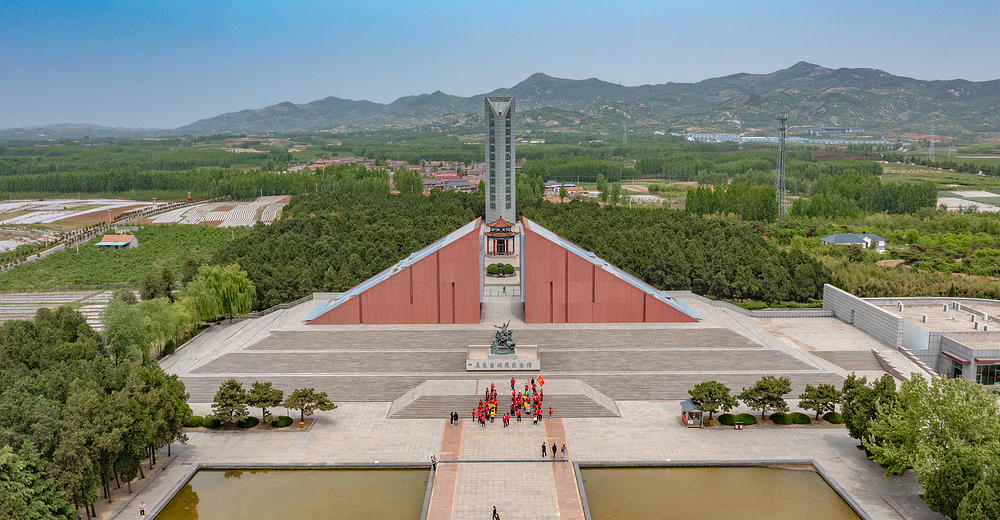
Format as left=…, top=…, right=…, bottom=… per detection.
left=0, top=224, right=251, bottom=292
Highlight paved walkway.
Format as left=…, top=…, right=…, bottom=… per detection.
left=117, top=399, right=940, bottom=520
left=129, top=294, right=946, bottom=520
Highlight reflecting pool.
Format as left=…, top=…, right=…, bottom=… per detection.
left=156, top=469, right=427, bottom=520
left=581, top=466, right=861, bottom=520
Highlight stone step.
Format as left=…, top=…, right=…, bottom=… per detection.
left=244, top=328, right=764, bottom=351
left=811, top=350, right=883, bottom=371
left=583, top=373, right=846, bottom=401
left=388, top=394, right=619, bottom=419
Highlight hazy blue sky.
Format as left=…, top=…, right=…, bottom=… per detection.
left=2, top=0, right=997, bottom=129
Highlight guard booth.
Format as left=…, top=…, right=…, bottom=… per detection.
left=679, top=399, right=704, bottom=428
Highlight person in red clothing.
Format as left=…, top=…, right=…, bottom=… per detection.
left=549, top=407, right=553, bottom=420
left=510, top=377, right=515, bottom=390
left=516, top=409, right=521, bottom=421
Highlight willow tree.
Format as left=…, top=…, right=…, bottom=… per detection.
left=181, top=264, right=255, bottom=321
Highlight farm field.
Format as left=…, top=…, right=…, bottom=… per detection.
left=0, top=198, right=159, bottom=226
left=936, top=189, right=1000, bottom=212
left=0, top=225, right=249, bottom=292
left=0, top=290, right=131, bottom=331
left=146, top=195, right=288, bottom=226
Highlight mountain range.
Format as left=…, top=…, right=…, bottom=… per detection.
left=5, top=62, right=1000, bottom=139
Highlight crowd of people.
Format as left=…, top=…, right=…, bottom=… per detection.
left=454, top=377, right=554, bottom=429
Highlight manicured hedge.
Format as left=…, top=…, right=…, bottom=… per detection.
left=487, top=264, right=499, bottom=275
left=184, top=416, right=204, bottom=428
left=823, top=412, right=843, bottom=424
left=271, top=415, right=293, bottom=428
left=203, top=417, right=222, bottom=428
left=718, top=413, right=736, bottom=426
left=769, top=413, right=792, bottom=425
left=734, top=413, right=757, bottom=426
left=503, top=263, right=515, bottom=274
left=789, top=412, right=811, bottom=424
left=238, top=417, right=260, bottom=429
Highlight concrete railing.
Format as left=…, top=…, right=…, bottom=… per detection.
left=666, top=291, right=832, bottom=318
left=233, top=294, right=315, bottom=321
left=579, top=380, right=620, bottom=416
left=897, top=346, right=941, bottom=379
left=387, top=382, right=426, bottom=418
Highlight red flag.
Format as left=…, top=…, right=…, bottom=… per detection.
left=537, top=376, right=544, bottom=386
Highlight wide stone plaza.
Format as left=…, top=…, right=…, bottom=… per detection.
left=108, top=291, right=952, bottom=520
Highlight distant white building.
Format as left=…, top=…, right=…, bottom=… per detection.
left=820, top=233, right=886, bottom=253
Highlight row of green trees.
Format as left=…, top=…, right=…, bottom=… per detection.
left=522, top=202, right=827, bottom=302
left=209, top=380, right=336, bottom=425
left=688, top=378, right=841, bottom=420
left=0, top=306, right=191, bottom=519
left=842, top=373, right=1000, bottom=519
left=213, top=171, right=480, bottom=309
left=0, top=144, right=291, bottom=176
left=790, top=171, right=937, bottom=217
left=100, top=264, right=255, bottom=364
left=685, top=179, right=778, bottom=221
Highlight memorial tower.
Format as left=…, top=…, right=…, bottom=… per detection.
left=485, top=97, right=515, bottom=223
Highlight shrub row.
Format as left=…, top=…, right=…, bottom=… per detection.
left=486, top=263, right=515, bottom=275
left=184, top=414, right=294, bottom=429
left=718, top=413, right=758, bottom=426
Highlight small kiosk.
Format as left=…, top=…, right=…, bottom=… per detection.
left=679, top=399, right=704, bottom=428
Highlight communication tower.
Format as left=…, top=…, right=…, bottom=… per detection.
left=775, top=114, right=787, bottom=218
left=929, top=126, right=935, bottom=162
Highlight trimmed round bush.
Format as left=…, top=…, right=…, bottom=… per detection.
left=184, top=415, right=204, bottom=428
left=503, top=264, right=515, bottom=275
left=238, top=417, right=260, bottom=429
left=486, top=264, right=499, bottom=275
left=718, top=413, right=736, bottom=426
left=790, top=412, right=812, bottom=424
left=823, top=412, right=843, bottom=424
left=203, top=418, right=222, bottom=429
left=271, top=415, right=293, bottom=428
left=769, top=413, right=792, bottom=425
left=734, top=413, right=758, bottom=426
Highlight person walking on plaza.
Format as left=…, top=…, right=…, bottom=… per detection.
left=541, top=442, right=547, bottom=457
left=516, top=409, right=521, bottom=422
left=139, top=502, right=146, bottom=517
left=552, top=443, right=557, bottom=459
left=511, top=377, right=515, bottom=390
left=430, top=455, right=436, bottom=471
left=549, top=407, right=553, bottom=420
left=561, top=444, right=567, bottom=459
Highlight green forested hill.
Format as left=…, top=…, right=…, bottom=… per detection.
left=169, top=62, right=1000, bottom=136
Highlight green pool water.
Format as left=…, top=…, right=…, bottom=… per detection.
left=581, top=466, right=861, bottom=520
left=155, top=469, right=427, bottom=520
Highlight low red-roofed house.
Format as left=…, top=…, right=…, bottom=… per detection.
left=96, top=234, right=138, bottom=250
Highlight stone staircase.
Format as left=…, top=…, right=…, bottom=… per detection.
left=386, top=379, right=620, bottom=419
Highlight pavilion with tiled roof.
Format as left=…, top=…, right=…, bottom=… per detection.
left=485, top=216, right=517, bottom=256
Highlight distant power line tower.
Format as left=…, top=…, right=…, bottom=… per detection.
left=929, top=126, right=935, bottom=162
left=775, top=114, right=787, bottom=218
